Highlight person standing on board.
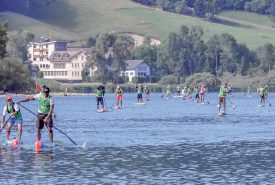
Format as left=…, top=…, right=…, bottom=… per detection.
left=218, top=83, right=229, bottom=115
left=17, top=87, right=54, bottom=144
left=258, top=85, right=268, bottom=106
left=136, top=84, right=144, bottom=103
left=1, top=97, right=23, bottom=144
left=115, top=85, right=123, bottom=108
left=96, top=84, right=105, bottom=111
left=166, top=85, right=171, bottom=99
left=194, top=85, right=200, bottom=103
left=244, top=86, right=252, bottom=96
left=176, top=85, right=181, bottom=96
left=199, top=85, right=207, bottom=104
left=144, top=85, right=150, bottom=101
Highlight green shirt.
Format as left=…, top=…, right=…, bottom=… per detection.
left=6, top=104, right=22, bottom=119
left=218, top=86, right=228, bottom=97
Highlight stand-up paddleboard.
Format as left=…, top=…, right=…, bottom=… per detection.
left=258, top=104, right=264, bottom=107
left=114, top=106, right=122, bottom=109
left=97, top=109, right=108, bottom=113
left=135, top=102, right=146, bottom=105
left=173, top=95, right=183, bottom=98
left=35, top=140, right=57, bottom=151
left=5, top=138, right=21, bottom=146
left=218, top=112, right=226, bottom=117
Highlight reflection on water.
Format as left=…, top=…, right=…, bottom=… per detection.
left=0, top=141, right=275, bottom=184
left=0, top=93, right=274, bottom=184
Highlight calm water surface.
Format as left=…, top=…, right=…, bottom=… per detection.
left=0, top=93, right=274, bottom=184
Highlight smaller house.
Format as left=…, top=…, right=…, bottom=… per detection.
left=124, top=60, right=150, bottom=82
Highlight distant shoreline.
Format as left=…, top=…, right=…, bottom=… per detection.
left=0, top=93, right=96, bottom=98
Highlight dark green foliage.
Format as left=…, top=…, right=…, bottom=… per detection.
left=0, top=58, right=34, bottom=92
left=0, top=22, right=8, bottom=59
left=132, top=0, right=275, bottom=22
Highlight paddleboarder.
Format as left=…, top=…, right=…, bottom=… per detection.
left=1, top=97, right=23, bottom=144
left=115, top=85, right=123, bottom=108
left=218, top=83, right=229, bottom=115
left=17, top=87, right=54, bottom=145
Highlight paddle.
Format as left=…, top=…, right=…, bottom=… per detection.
left=266, top=99, right=272, bottom=106
left=109, top=99, right=118, bottom=109
left=19, top=104, right=77, bottom=145
left=0, top=116, right=11, bottom=133
left=103, top=96, right=108, bottom=111
left=227, top=96, right=236, bottom=109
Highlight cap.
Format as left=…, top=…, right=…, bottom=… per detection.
left=6, top=96, right=12, bottom=101
left=43, top=87, right=50, bottom=93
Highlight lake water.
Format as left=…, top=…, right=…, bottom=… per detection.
left=0, top=93, right=274, bottom=184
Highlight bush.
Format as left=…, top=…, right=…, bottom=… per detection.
left=158, top=75, right=178, bottom=85
left=0, top=57, right=34, bottom=92
left=184, top=72, right=220, bottom=90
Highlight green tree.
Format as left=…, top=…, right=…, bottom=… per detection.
left=112, top=35, right=135, bottom=83
left=256, top=43, right=275, bottom=72
left=133, top=45, right=158, bottom=72
left=0, top=21, right=8, bottom=59
left=0, top=58, right=34, bottom=92
left=8, top=30, right=34, bottom=61
left=194, top=0, right=206, bottom=17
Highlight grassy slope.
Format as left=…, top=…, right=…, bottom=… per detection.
left=220, top=11, right=275, bottom=28
left=0, top=0, right=275, bottom=49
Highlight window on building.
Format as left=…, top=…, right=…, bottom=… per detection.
left=125, top=72, right=128, bottom=76
left=81, top=56, right=84, bottom=61
left=34, top=44, right=36, bottom=48
left=130, top=72, right=133, bottom=76
left=72, top=64, right=74, bottom=68
left=34, top=58, right=37, bottom=61
left=46, top=44, right=48, bottom=48
left=65, top=71, right=67, bottom=76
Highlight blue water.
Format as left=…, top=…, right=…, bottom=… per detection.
left=0, top=93, right=274, bottom=184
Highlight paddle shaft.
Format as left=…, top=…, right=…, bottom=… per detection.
left=19, top=104, right=77, bottom=145
left=0, top=116, right=11, bottom=133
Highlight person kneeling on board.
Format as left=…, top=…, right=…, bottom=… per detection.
left=17, top=87, right=54, bottom=144
left=1, top=97, right=23, bottom=144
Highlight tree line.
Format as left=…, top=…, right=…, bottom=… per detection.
left=132, top=0, right=275, bottom=21
left=85, top=25, right=275, bottom=84
left=133, top=25, right=275, bottom=80
left=0, top=22, right=34, bottom=92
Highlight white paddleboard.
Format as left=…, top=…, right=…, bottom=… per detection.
left=135, top=102, right=146, bottom=105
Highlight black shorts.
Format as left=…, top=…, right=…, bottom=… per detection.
left=97, top=97, right=103, bottom=105
left=36, top=113, right=53, bottom=130
left=195, top=94, right=199, bottom=99
left=137, top=93, right=142, bottom=99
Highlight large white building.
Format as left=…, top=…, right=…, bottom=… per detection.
left=28, top=39, right=91, bottom=82
left=43, top=49, right=89, bottom=82
left=124, top=60, right=150, bottom=82
left=28, top=39, right=70, bottom=69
